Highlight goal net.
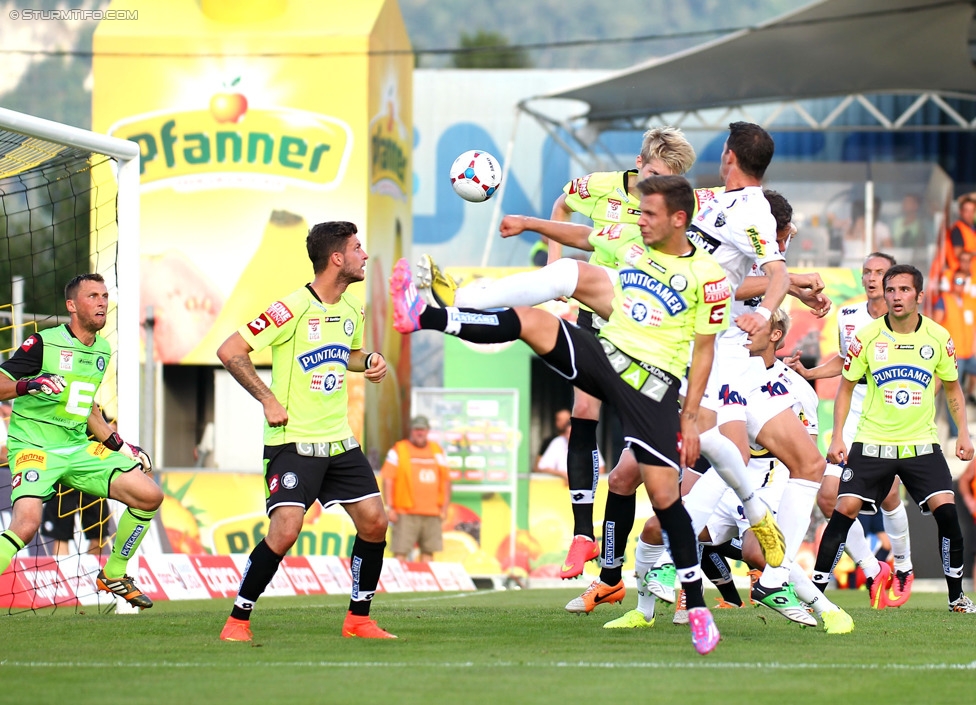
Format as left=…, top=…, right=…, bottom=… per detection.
left=0, top=107, right=140, bottom=613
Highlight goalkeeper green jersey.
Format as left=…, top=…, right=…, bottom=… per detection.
left=239, top=285, right=364, bottom=445
left=0, top=325, right=111, bottom=451
left=842, top=314, right=957, bottom=445
left=598, top=240, right=732, bottom=380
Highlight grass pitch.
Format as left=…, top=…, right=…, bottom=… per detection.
left=1, top=588, right=974, bottom=705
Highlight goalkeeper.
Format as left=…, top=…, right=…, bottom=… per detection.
left=0, top=274, right=159, bottom=608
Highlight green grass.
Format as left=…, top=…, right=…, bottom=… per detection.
left=1, top=589, right=974, bottom=705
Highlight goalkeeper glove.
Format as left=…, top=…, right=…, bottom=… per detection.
left=104, top=432, right=153, bottom=474
left=16, top=374, right=66, bottom=396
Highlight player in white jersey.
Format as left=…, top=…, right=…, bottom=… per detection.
left=787, top=252, right=916, bottom=606
left=616, top=309, right=854, bottom=633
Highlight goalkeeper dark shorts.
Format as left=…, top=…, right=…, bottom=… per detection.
left=839, top=442, right=952, bottom=515
left=262, top=442, right=380, bottom=514
left=539, top=319, right=681, bottom=471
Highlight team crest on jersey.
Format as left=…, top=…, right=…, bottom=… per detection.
left=605, top=198, right=622, bottom=222
left=920, top=345, right=934, bottom=360
left=96, top=356, right=105, bottom=371
left=281, top=472, right=299, bottom=490
left=874, top=342, right=888, bottom=361
left=60, top=350, right=73, bottom=371
left=343, top=319, right=354, bottom=337
left=714, top=212, right=726, bottom=228
left=310, top=369, right=344, bottom=396
left=265, top=301, right=293, bottom=326
left=841, top=467, right=853, bottom=482
left=308, top=318, right=321, bottom=342
left=669, top=274, right=688, bottom=292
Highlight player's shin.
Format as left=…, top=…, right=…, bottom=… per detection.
left=0, top=530, right=26, bottom=574
left=455, top=258, right=578, bottom=309
left=599, top=491, right=636, bottom=586
left=349, top=536, right=385, bottom=616
left=567, top=418, right=600, bottom=537
left=420, top=307, right=522, bottom=344
left=699, top=428, right=763, bottom=524
left=790, top=564, right=835, bottom=615
left=702, top=547, right=742, bottom=606
left=103, top=507, right=156, bottom=578
left=932, top=503, right=965, bottom=601
left=812, top=512, right=855, bottom=593
left=883, top=502, right=913, bottom=572
left=635, top=538, right=664, bottom=617
left=655, top=500, right=705, bottom=609
left=230, top=539, right=285, bottom=620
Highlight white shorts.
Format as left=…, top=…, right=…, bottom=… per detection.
left=703, top=459, right=790, bottom=545
left=842, top=384, right=867, bottom=448
left=743, top=364, right=800, bottom=444
left=701, top=340, right=758, bottom=425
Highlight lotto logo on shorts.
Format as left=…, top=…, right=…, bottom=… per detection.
left=265, top=301, right=293, bottom=327
left=268, top=474, right=280, bottom=493
left=703, top=279, right=731, bottom=303
left=11, top=472, right=21, bottom=489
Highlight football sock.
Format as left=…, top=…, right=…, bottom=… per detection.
left=790, top=563, right=836, bottom=616
left=759, top=478, right=819, bottom=589
left=103, top=507, right=156, bottom=578
left=598, top=491, right=636, bottom=586
left=701, top=546, right=742, bottom=606
left=812, top=512, right=855, bottom=593
left=231, top=539, right=284, bottom=620
left=634, top=538, right=664, bottom=618
left=0, top=530, right=26, bottom=575
left=419, top=306, right=522, bottom=343
left=454, top=257, right=578, bottom=309
left=699, top=427, right=764, bottom=525
left=655, top=499, right=705, bottom=609
left=567, top=417, right=600, bottom=537
left=882, top=502, right=913, bottom=572
left=711, top=539, right=744, bottom=562
left=932, top=504, right=965, bottom=601
left=348, top=536, right=385, bottom=616
left=843, top=516, right=880, bottom=576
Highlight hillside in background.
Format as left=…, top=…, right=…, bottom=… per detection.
left=0, top=0, right=809, bottom=129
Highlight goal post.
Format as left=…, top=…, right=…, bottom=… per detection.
left=0, top=107, right=141, bottom=442
left=0, top=107, right=143, bottom=613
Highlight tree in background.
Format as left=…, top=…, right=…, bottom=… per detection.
left=452, top=31, right=531, bottom=69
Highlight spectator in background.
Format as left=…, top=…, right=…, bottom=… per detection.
left=891, top=194, right=927, bottom=249
left=536, top=413, right=605, bottom=481
left=934, top=269, right=976, bottom=433
left=537, top=408, right=571, bottom=464
left=841, top=198, right=892, bottom=269
left=382, top=416, right=451, bottom=563
left=941, top=250, right=976, bottom=296
left=946, top=196, right=976, bottom=273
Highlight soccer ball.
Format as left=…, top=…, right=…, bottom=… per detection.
left=449, top=150, right=502, bottom=203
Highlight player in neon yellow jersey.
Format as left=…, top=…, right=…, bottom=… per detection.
left=395, top=175, right=729, bottom=655
left=812, top=264, right=976, bottom=613
left=217, top=221, right=395, bottom=642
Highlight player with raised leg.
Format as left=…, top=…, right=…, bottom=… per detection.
left=0, top=274, right=159, bottom=609
left=395, top=175, right=729, bottom=654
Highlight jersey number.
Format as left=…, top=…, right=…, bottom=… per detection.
left=65, top=381, right=96, bottom=416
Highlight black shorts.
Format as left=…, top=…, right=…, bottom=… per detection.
left=839, top=442, right=953, bottom=515
left=263, top=442, right=380, bottom=514
left=540, top=320, right=681, bottom=470
left=576, top=309, right=610, bottom=336
left=40, top=484, right=109, bottom=541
